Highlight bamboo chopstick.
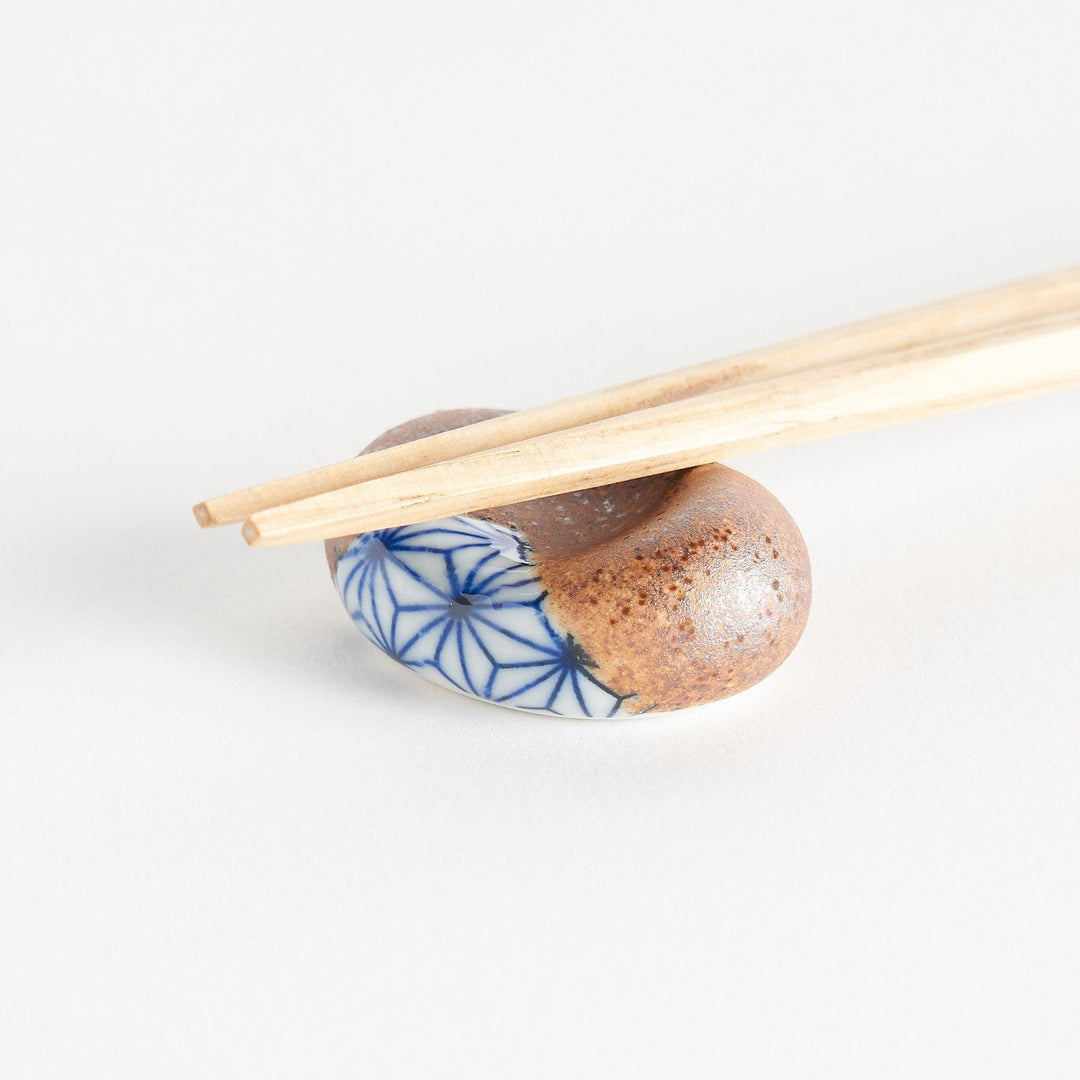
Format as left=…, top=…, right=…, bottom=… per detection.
left=243, top=308, right=1080, bottom=546
left=194, top=267, right=1080, bottom=527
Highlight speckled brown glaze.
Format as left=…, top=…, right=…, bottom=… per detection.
left=327, top=408, right=812, bottom=713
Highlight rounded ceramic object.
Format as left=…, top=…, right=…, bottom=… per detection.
left=326, top=409, right=812, bottom=717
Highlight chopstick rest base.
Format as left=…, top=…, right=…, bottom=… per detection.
left=326, top=410, right=812, bottom=717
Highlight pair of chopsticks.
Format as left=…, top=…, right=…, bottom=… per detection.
left=195, top=268, right=1080, bottom=546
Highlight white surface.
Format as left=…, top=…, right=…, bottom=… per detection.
left=2, top=2, right=1079, bottom=1076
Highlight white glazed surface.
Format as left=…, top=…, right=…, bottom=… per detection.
left=334, top=516, right=630, bottom=717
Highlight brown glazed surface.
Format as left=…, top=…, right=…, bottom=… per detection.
left=327, top=408, right=812, bottom=713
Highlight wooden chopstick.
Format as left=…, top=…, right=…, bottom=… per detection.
left=194, top=267, right=1080, bottom=527
left=243, top=308, right=1080, bottom=545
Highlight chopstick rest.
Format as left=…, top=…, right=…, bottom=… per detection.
left=326, top=409, right=811, bottom=717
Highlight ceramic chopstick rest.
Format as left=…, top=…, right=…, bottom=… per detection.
left=326, top=410, right=811, bottom=717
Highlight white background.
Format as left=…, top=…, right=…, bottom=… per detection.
left=2, top=2, right=1079, bottom=1076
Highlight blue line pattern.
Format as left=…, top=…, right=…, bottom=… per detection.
left=334, top=516, right=629, bottom=717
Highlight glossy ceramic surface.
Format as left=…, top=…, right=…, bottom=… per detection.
left=334, top=515, right=630, bottom=716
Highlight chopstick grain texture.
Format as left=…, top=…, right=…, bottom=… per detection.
left=195, top=267, right=1080, bottom=527
left=244, top=309, right=1080, bottom=545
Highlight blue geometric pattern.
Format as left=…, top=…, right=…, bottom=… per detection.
left=334, top=516, right=629, bottom=717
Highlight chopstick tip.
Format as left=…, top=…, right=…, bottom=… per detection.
left=242, top=518, right=263, bottom=546
left=192, top=502, right=213, bottom=527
